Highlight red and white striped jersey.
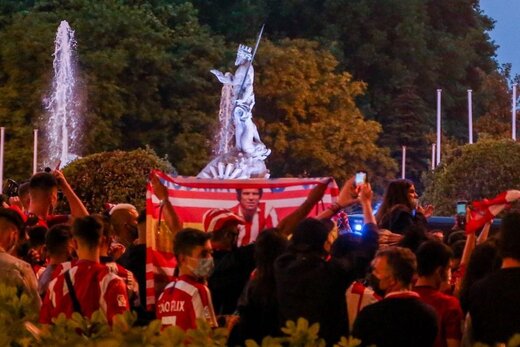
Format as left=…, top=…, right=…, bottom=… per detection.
left=156, top=275, right=218, bottom=330
left=40, top=259, right=129, bottom=324
left=103, top=260, right=140, bottom=308
left=33, top=264, right=46, bottom=280
left=232, top=202, right=278, bottom=246
left=346, top=281, right=381, bottom=332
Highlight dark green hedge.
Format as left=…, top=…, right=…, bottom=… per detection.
left=61, top=148, right=174, bottom=213
left=422, top=139, right=520, bottom=215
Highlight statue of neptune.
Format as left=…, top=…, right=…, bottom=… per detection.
left=210, top=44, right=270, bottom=160
left=197, top=26, right=270, bottom=179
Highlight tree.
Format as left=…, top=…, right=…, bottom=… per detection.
left=0, top=0, right=224, bottom=180
left=191, top=0, right=499, bottom=186
left=252, top=39, right=396, bottom=184
left=62, top=148, right=173, bottom=213
left=384, top=84, right=431, bottom=187
left=422, top=139, right=520, bottom=215
left=474, top=64, right=517, bottom=140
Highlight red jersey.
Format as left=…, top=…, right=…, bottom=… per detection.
left=33, top=264, right=46, bottom=280
left=346, top=281, right=381, bottom=332
left=26, top=213, right=69, bottom=228
left=52, top=260, right=76, bottom=275
left=232, top=202, right=278, bottom=246
left=40, top=259, right=129, bottom=324
left=413, top=285, right=464, bottom=347
left=156, top=275, right=218, bottom=330
left=103, top=260, right=140, bottom=308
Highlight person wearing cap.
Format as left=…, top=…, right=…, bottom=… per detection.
left=156, top=228, right=218, bottom=330
left=203, top=208, right=249, bottom=317
left=0, top=207, right=41, bottom=313
left=205, top=181, right=332, bottom=318
left=149, top=178, right=331, bottom=319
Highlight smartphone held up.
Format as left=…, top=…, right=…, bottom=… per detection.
left=355, top=171, right=367, bottom=186
left=456, top=200, right=467, bottom=216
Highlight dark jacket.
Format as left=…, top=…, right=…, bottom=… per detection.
left=274, top=251, right=352, bottom=345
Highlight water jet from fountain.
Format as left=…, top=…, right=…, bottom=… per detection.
left=43, top=20, right=81, bottom=168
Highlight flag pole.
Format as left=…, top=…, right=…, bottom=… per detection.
left=431, top=144, right=436, bottom=170
left=401, top=145, right=406, bottom=179
left=33, top=129, right=38, bottom=174
left=436, top=89, right=442, bottom=165
left=513, top=83, right=517, bottom=141
left=0, top=127, right=4, bottom=194
left=468, top=90, right=473, bottom=144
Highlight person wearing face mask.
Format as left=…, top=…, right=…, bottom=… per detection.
left=205, top=180, right=332, bottom=319
left=353, top=246, right=438, bottom=347
left=0, top=206, right=41, bottom=313
left=154, top=180, right=332, bottom=320
left=413, top=240, right=463, bottom=347
left=203, top=208, right=249, bottom=318
left=156, top=228, right=218, bottom=330
left=109, top=203, right=139, bottom=253
left=375, top=179, right=433, bottom=235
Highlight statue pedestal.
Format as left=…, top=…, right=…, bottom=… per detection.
left=197, top=148, right=269, bottom=179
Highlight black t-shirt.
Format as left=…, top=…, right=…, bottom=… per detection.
left=468, top=267, right=520, bottom=345
left=118, top=244, right=146, bottom=306
left=353, top=296, right=438, bottom=347
left=274, top=252, right=353, bottom=346
left=379, top=205, right=427, bottom=235
left=208, top=244, right=256, bottom=316
left=228, top=277, right=281, bottom=346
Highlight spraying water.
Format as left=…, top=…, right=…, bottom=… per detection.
left=44, top=20, right=80, bottom=167
left=214, top=79, right=234, bottom=156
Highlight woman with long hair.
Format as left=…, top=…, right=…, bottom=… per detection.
left=375, top=179, right=430, bottom=235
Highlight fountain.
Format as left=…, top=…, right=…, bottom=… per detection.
left=43, top=20, right=81, bottom=168
left=198, top=29, right=271, bottom=179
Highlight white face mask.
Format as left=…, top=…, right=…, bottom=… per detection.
left=187, top=256, right=215, bottom=278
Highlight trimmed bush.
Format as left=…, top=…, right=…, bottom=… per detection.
left=1, top=282, right=519, bottom=347
left=61, top=148, right=174, bottom=213
left=422, top=139, right=520, bottom=215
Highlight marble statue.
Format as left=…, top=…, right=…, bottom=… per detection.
left=198, top=37, right=271, bottom=179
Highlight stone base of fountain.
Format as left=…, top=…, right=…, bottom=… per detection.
left=197, top=148, right=270, bottom=179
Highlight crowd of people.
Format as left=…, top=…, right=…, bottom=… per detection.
left=0, top=169, right=519, bottom=347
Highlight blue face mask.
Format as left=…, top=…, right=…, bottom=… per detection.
left=187, top=256, right=215, bottom=278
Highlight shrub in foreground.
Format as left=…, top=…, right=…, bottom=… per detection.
left=61, top=148, right=174, bottom=213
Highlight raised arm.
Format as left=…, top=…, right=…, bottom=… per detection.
left=359, top=183, right=376, bottom=225
left=151, top=174, right=182, bottom=236
left=316, top=176, right=359, bottom=220
left=477, top=220, right=492, bottom=245
left=53, top=169, right=88, bottom=218
left=277, top=178, right=332, bottom=237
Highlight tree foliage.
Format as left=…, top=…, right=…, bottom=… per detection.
left=0, top=0, right=223, bottom=180
left=191, top=0, right=503, bottom=186
left=62, top=148, right=174, bottom=213
left=422, top=139, right=520, bottom=215
left=0, top=279, right=518, bottom=346
left=0, top=0, right=510, bottom=188
left=253, top=39, right=397, bottom=184
left=474, top=64, right=518, bottom=139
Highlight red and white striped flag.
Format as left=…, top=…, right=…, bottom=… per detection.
left=145, top=169, right=339, bottom=310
